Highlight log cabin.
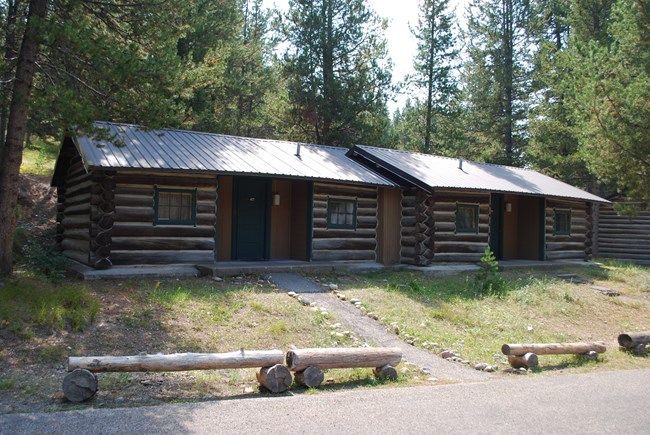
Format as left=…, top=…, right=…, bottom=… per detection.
left=347, top=145, right=608, bottom=265
left=51, top=122, right=608, bottom=269
left=51, top=122, right=399, bottom=269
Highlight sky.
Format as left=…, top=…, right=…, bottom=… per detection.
left=262, top=0, right=470, bottom=112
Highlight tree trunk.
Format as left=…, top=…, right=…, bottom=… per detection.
left=295, top=365, right=324, bottom=388
left=502, top=342, right=606, bottom=356
left=256, top=364, right=293, bottom=393
left=0, top=0, right=18, bottom=151
left=285, top=347, right=402, bottom=372
left=0, top=0, right=48, bottom=276
left=68, top=350, right=285, bottom=372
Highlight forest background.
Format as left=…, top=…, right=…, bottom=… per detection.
left=0, top=0, right=648, bottom=275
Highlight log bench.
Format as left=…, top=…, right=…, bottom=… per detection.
left=285, top=347, right=402, bottom=388
left=63, top=349, right=290, bottom=402
left=501, top=342, right=607, bottom=369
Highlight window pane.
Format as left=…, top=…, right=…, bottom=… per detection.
left=456, top=204, right=478, bottom=233
left=156, top=189, right=195, bottom=225
left=328, top=199, right=356, bottom=229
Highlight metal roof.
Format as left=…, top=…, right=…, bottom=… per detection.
left=351, top=145, right=608, bottom=203
left=71, top=122, right=397, bottom=187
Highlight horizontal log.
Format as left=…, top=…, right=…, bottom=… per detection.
left=111, top=237, right=215, bottom=251
left=313, top=207, right=377, bottom=219
left=433, top=233, right=489, bottom=243
left=313, top=182, right=377, bottom=198
left=502, top=342, right=606, bottom=356
left=433, top=241, right=488, bottom=254
left=311, top=250, right=375, bottom=262
left=112, top=223, right=215, bottom=238
left=61, top=239, right=89, bottom=252
left=312, top=238, right=376, bottom=251
left=68, top=350, right=285, bottom=372
left=312, top=216, right=377, bottom=230
left=545, top=242, right=586, bottom=252
left=114, top=173, right=217, bottom=188
left=65, top=180, right=93, bottom=197
left=434, top=222, right=489, bottom=233
left=114, top=188, right=216, bottom=202
left=109, top=250, right=214, bottom=265
left=285, top=347, right=402, bottom=372
left=545, top=251, right=586, bottom=260
left=617, top=332, right=650, bottom=349
left=63, top=203, right=91, bottom=215
left=598, top=252, right=650, bottom=260
left=63, top=228, right=90, bottom=240
left=432, top=195, right=490, bottom=204
left=431, top=253, right=484, bottom=262
left=313, top=228, right=375, bottom=239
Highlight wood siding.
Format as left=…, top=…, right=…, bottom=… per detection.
left=431, top=190, right=490, bottom=263
left=376, top=187, right=402, bottom=265
left=311, top=182, right=377, bottom=262
left=544, top=199, right=590, bottom=261
left=108, top=172, right=217, bottom=265
left=57, top=156, right=91, bottom=265
left=597, top=202, right=650, bottom=264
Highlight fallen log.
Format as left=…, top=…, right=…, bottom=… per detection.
left=63, top=369, right=98, bottom=402
left=617, top=332, right=650, bottom=349
left=507, top=353, right=539, bottom=369
left=502, top=342, right=606, bottom=356
left=295, top=365, right=325, bottom=388
left=285, top=347, right=402, bottom=372
left=68, top=350, right=285, bottom=373
left=256, top=364, right=293, bottom=393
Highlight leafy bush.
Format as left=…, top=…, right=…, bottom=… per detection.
left=21, top=239, right=71, bottom=282
left=474, top=246, right=506, bottom=296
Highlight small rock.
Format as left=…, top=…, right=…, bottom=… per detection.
left=332, top=323, right=342, bottom=329
left=310, top=302, right=317, bottom=307
left=389, top=322, right=398, bottom=326
left=243, top=386, right=255, bottom=394
left=461, top=360, right=469, bottom=365
left=287, top=291, right=297, bottom=297
left=329, top=284, right=339, bottom=290
left=502, top=367, right=515, bottom=374
left=140, top=380, right=154, bottom=386
left=484, top=365, right=495, bottom=373
left=475, top=363, right=488, bottom=371
left=320, top=311, right=329, bottom=316
left=419, top=322, right=426, bottom=328
left=407, top=340, right=415, bottom=346
left=440, top=350, right=454, bottom=359
left=337, top=294, right=346, bottom=300
left=319, top=307, right=327, bottom=312
left=527, top=326, right=534, bottom=331
left=343, top=330, right=352, bottom=336
left=420, top=367, right=432, bottom=375
left=257, top=279, right=265, bottom=285
left=212, top=276, right=224, bottom=282
left=367, top=312, right=378, bottom=320
left=334, top=332, right=345, bottom=338
left=115, top=397, right=125, bottom=402
left=427, top=377, right=438, bottom=383
left=309, top=307, right=319, bottom=312
left=518, top=368, right=528, bottom=374
left=350, top=298, right=360, bottom=304
left=392, top=325, right=400, bottom=335
left=354, top=301, right=363, bottom=307
left=583, top=350, right=599, bottom=361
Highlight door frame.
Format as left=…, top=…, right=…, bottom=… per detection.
left=231, top=177, right=272, bottom=260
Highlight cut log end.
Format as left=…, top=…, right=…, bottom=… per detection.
left=508, top=353, right=539, bottom=370
left=373, top=364, right=398, bottom=380
left=63, top=369, right=98, bottom=402
left=256, top=364, right=292, bottom=393
left=295, top=365, right=324, bottom=388
left=618, top=332, right=650, bottom=349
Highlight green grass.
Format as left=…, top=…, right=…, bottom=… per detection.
left=0, top=278, right=100, bottom=336
left=337, top=263, right=650, bottom=373
left=20, top=137, right=59, bottom=175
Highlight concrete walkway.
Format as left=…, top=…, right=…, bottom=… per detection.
left=269, top=273, right=490, bottom=383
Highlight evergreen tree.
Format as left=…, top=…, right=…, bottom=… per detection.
left=566, top=0, right=650, bottom=201
left=282, top=0, right=393, bottom=147
left=461, top=0, right=533, bottom=165
left=409, top=0, right=458, bottom=153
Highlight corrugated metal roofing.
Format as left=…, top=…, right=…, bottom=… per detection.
left=351, top=145, right=608, bottom=203
left=72, top=122, right=397, bottom=187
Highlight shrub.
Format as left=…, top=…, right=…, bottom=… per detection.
left=21, top=239, right=70, bottom=282
left=474, top=246, right=506, bottom=296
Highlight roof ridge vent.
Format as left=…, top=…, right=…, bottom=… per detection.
left=458, top=158, right=463, bottom=170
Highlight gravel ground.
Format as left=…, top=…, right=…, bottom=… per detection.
left=269, top=273, right=491, bottom=383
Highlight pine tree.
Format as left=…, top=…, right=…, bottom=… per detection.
left=282, top=0, right=393, bottom=147
left=409, top=0, right=458, bottom=153
left=461, top=0, right=533, bottom=165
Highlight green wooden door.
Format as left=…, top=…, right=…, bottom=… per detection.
left=233, top=178, right=269, bottom=260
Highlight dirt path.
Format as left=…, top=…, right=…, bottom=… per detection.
left=270, top=273, right=491, bottom=383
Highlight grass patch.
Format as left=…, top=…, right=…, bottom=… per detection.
left=0, top=279, right=100, bottom=336
left=20, top=137, right=58, bottom=175
left=339, top=263, right=650, bottom=373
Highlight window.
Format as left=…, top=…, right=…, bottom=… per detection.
left=154, top=188, right=196, bottom=225
left=327, top=198, right=357, bottom=229
left=456, top=203, right=479, bottom=234
left=554, top=209, right=571, bottom=235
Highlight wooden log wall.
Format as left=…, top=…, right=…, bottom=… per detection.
left=108, top=172, right=217, bottom=265
left=400, top=190, right=434, bottom=265
left=597, top=202, right=650, bottom=264
left=311, top=182, right=377, bottom=262
left=57, top=156, right=91, bottom=265
left=545, top=199, right=590, bottom=261
left=89, top=171, right=116, bottom=269
left=430, top=190, right=490, bottom=263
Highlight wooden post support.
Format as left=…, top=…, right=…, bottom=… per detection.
left=373, top=364, right=398, bottom=380
left=63, top=369, right=98, bottom=402
left=68, top=350, right=285, bottom=373
left=617, top=332, right=650, bottom=349
left=507, top=353, right=539, bottom=369
left=286, top=347, right=402, bottom=372
left=295, top=365, right=325, bottom=388
left=501, top=342, right=606, bottom=356
left=256, top=364, right=293, bottom=393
